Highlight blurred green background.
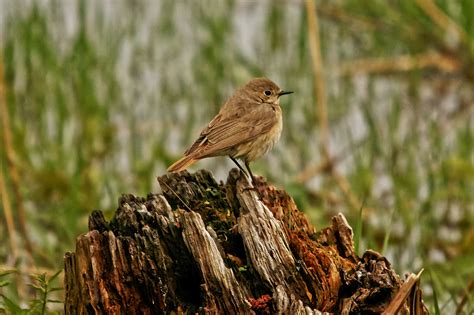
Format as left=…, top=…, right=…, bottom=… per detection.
left=0, top=0, right=473, bottom=313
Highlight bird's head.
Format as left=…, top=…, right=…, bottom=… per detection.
left=243, top=77, right=293, bottom=104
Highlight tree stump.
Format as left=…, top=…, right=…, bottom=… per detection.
left=64, top=169, right=427, bottom=314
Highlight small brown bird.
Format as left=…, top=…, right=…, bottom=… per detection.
left=168, top=77, right=293, bottom=184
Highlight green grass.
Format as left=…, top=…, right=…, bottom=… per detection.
left=0, top=0, right=473, bottom=313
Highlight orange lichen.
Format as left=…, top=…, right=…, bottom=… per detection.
left=249, top=294, right=272, bottom=313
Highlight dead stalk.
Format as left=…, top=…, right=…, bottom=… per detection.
left=0, top=58, right=34, bottom=260
left=303, top=1, right=366, bottom=214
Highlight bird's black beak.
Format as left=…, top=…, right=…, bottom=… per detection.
left=278, top=90, right=294, bottom=97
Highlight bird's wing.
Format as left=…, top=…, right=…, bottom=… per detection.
left=184, top=113, right=223, bottom=155
left=184, top=105, right=278, bottom=158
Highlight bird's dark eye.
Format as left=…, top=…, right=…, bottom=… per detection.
left=264, top=90, right=271, bottom=96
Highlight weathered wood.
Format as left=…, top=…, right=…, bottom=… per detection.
left=64, top=169, right=427, bottom=314
left=180, top=210, right=251, bottom=313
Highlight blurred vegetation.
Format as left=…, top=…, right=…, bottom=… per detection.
left=0, top=0, right=473, bottom=313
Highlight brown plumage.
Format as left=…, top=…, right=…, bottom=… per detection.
left=168, top=77, right=292, bottom=183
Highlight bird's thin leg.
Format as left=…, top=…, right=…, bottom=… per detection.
left=229, top=156, right=248, bottom=178
left=244, top=161, right=257, bottom=188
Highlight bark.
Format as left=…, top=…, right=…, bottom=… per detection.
left=64, top=169, right=428, bottom=314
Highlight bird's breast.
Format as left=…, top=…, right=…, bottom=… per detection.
left=236, top=108, right=283, bottom=162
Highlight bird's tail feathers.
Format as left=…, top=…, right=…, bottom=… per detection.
left=167, top=155, right=197, bottom=172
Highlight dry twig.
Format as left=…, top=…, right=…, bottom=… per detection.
left=305, top=0, right=329, bottom=159
left=0, top=161, right=18, bottom=260
left=317, top=4, right=377, bottom=31
left=383, top=269, right=424, bottom=315
left=455, top=276, right=474, bottom=315
left=415, top=0, right=474, bottom=51
left=304, top=0, right=368, bottom=215
left=296, top=158, right=333, bottom=183
left=336, top=51, right=460, bottom=76
left=0, top=58, right=34, bottom=259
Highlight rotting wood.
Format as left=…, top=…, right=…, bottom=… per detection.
left=64, top=169, right=428, bottom=314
